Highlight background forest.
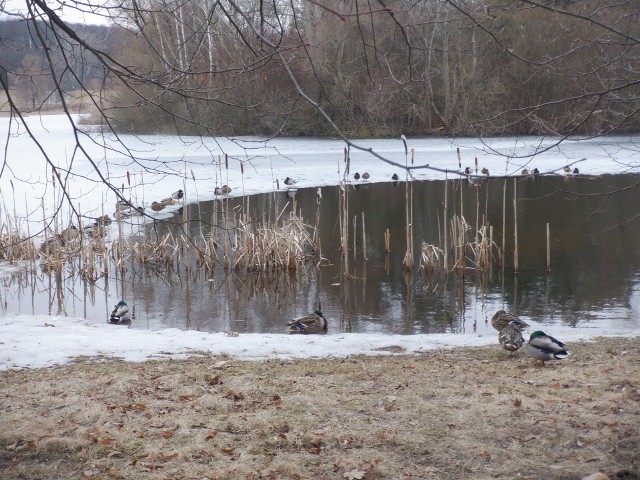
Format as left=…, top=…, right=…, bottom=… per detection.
left=1, top=0, right=639, bottom=138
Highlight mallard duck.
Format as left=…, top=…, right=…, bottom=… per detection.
left=563, top=165, right=572, bottom=175
left=391, top=173, right=399, bottom=181
left=353, top=172, right=360, bottom=180
left=491, top=310, right=529, bottom=332
left=172, top=189, right=184, bottom=200
left=160, top=197, right=176, bottom=206
left=214, top=185, right=232, bottom=195
left=481, top=167, right=490, bottom=176
left=573, top=167, right=579, bottom=175
left=287, top=310, right=327, bottom=334
left=151, top=201, right=165, bottom=212
left=109, top=300, right=131, bottom=323
left=464, top=166, right=472, bottom=175
left=96, top=214, right=112, bottom=225
left=284, top=177, right=296, bottom=186
left=532, top=167, right=540, bottom=176
left=526, top=331, right=571, bottom=365
left=499, top=322, right=525, bottom=354
left=61, top=225, right=80, bottom=242
left=521, top=168, right=529, bottom=175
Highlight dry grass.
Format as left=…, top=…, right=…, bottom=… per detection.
left=1, top=338, right=639, bottom=480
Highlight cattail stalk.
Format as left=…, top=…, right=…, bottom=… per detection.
left=546, top=222, right=551, bottom=273
left=513, top=178, right=519, bottom=275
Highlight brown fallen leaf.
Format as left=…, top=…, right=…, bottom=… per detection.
left=162, top=430, right=173, bottom=438
left=205, top=431, right=218, bottom=441
left=224, top=389, right=244, bottom=401
left=343, top=469, right=366, bottom=480
left=513, top=397, right=522, bottom=407
left=273, top=423, right=290, bottom=433
left=221, top=447, right=236, bottom=455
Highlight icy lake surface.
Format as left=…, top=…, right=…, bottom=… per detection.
left=1, top=114, right=639, bottom=369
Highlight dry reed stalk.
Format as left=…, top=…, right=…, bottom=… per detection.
left=449, top=215, right=470, bottom=271
left=457, top=148, right=464, bottom=220
left=352, top=214, right=357, bottom=263
left=384, top=228, right=390, bottom=254
left=501, top=176, right=507, bottom=271
left=475, top=186, right=480, bottom=246
left=443, top=178, right=449, bottom=271
left=339, top=181, right=350, bottom=278
left=313, top=188, right=322, bottom=257
left=402, top=137, right=414, bottom=270
left=546, top=222, right=551, bottom=273
left=361, top=212, right=367, bottom=261
left=470, top=224, right=498, bottom=270
left=419, top=241, right=444, bottom=273
left=513, top=178, right=518, bottom=275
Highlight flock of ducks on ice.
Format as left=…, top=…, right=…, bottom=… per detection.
left=109, top=300, right=571, bottom=367
left=76, top=163, right=583, bottom=235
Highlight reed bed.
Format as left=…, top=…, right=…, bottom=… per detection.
left=233, top=212, right=316, bottom=273
left=2, top=147, right=540, bottom=321
left=0, top=221, right=37, bottom=262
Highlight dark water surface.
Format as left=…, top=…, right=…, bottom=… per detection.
left=3, top=174, right=640, bottom=336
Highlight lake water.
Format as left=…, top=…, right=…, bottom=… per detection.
left=2, top=174, right=640, bottom=337
left=1, top=114, right=640, bottom=337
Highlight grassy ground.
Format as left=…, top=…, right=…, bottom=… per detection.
left=1, top=337, right=638, bottom=480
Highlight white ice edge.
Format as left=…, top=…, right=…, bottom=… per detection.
left=1, top=313, right=637, bottom=370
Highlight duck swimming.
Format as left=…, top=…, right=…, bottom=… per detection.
left=526, top=331, right=571, bottom=365
left=287, top=310, right=328, bottom=334
left=491, top=310, right=529, bottom=332
left=109, top=300, right=131, bottom=324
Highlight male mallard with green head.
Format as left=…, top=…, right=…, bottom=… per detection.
left=526, top=331, right=571, bottom=366
left=491, top=310, right=529, bottom=332
left=109, top=300, right=131, bottom=324
left=498, top=322, right=525, bottom=355
left=287, top=310, right=327, bottom=334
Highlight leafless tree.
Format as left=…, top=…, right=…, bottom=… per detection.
left=0, top=0, right=639, bottom=227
